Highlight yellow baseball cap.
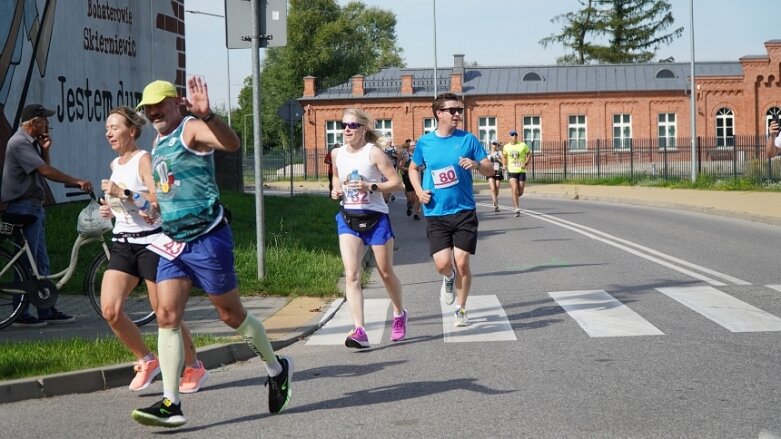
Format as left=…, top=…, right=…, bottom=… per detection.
left=135, top=80, right=177, bottom=110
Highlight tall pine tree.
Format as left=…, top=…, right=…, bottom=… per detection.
left=540, top=0, right=683, bottom=64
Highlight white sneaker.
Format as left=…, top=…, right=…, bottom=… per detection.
left=454, top=308, right=469, bottom=327
left=514, top=209, right=521, bottom=217
left=440, top=274, right=455, bottom=305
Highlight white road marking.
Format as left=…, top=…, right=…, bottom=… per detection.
left=548, top=289, right=664, bottom=337
left=306, top=298, right=390, bottom=345
left=657, top=286, right=781, bottom=332
left=441, top=295, right=518, bottom=342
left=519, top=206, right=751, bottom=286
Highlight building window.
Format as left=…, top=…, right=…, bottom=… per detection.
left=522, top=72, right=543, bottom=82
left=715, top=108, right=734, bottom=148
left=766, top=107, right=781, bottom=137
left=522, top=116, right=541, bottom=152
left=326, top=120, right=343, bottom=148
left=658, top=113, right=676, bottom=150
left=374, top=119, right=393, bottom=142
left=568, top=115, right=587, bottom=151
left=423, top=118, right=436, bottom=135
left=478, top=116, right=497, bottom=151
left=612, top=114, right=632, bottom=151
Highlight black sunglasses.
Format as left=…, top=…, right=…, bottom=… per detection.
left=439, top=107, right=464, bottom=115
left=341, top=122, right=363, bottom=129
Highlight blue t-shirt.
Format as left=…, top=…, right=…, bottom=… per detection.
left=412, top=129, right=487, bottom=217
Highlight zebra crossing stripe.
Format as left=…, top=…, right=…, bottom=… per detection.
left=656, top=286, right=781, bottom=332
left=548, top=290, right=664, bottom=337
left=305, top=298, right=391, bottom=345
left=441, top=295, right=518, bottom=342
left=766, top=285, right=781, bottom=293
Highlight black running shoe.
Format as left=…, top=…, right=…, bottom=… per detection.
left=131, top=397, right=186, bottom=428
left=266, top=356, right=293, bottom=414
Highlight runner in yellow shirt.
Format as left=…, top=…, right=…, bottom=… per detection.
left=502, top=130, right=531, bottom=217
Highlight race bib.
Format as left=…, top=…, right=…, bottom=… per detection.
left=431, top=165, right=459, bottom=189
left=147, top=233, right=186, bottom=260
left=342, top=184, right=369, bottom=206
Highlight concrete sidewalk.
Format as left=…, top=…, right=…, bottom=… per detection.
left=3, top=180, right=781, bottom=404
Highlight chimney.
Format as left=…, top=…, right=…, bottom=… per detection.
left=303, top=76, right=316, bottom=97
left=351, top=74, right=365, bottom=96
left=453, top=54, right=465, bottom=75
left=401, top=74, right=413, bottom=95
left=450, top=54, right=464, bottom=94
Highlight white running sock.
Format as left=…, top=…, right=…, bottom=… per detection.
left=158, top=327, right=184, bottom=404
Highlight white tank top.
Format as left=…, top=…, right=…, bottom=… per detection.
left=106, top=149, right=162, bottom=244
left=335, top=142, right=389, bottom=214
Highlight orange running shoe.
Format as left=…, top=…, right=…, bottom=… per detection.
left=129, top=356, right=161, bottom=391
left=179, top=360, right=209, bottom=394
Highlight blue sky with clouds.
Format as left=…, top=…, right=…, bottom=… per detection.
left=184, top=0, right=778, bottom=111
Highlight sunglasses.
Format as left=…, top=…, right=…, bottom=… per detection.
left=439, top=107, right=464, bottom=115
left=340, top=122, right=363, bottom=129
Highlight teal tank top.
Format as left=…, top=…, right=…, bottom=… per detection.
left=152, top=116, right=220, bottom=241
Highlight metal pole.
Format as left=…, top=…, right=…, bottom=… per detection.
left=289, top=100, right=294, bottom=196
left=433, top=0, right=438, bottom=97
left=226, top=49, right=232, bottom=127
left=689, top=0, right=697, bottom=182
left=251, top=0, right=265, bottom=279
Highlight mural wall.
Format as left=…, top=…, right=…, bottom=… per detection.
left=0, top=0, right=184, bottom=202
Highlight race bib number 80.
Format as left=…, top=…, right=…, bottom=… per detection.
left=431, top=165, right=459, bottom=189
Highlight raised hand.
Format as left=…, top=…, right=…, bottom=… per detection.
left=184, top=76, right=211, bottom=119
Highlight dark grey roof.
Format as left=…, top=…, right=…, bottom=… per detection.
left=304, top=62, right=743, bottom=101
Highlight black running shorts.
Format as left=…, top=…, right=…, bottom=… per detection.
left=425, top=209, right=479, bottom=255
left=107, top=241, right=160, bottom=281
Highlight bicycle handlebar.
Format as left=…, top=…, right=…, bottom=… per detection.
left=64, top=184, right=99, bottom=203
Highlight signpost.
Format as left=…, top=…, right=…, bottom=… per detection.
left=225, top=0, right=288, bottom=279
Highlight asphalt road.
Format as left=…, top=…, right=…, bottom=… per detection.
left=3, top=194, right=781, bottom=438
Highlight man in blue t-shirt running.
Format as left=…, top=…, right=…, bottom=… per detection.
left=409, top=93, right=492, bottom=327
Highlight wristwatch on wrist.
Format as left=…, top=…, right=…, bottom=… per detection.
left=370, top=183, right=378, bottom=194
left=202, top=111, right=216, bottom=122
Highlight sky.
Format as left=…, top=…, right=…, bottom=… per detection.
left=184, top=0, right=779, bottom=112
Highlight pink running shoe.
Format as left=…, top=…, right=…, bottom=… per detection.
left=129, top=356, right=161, bottom=391
left=179, top=360, right=209, bottom=394
left=345, top=327, right=369, bottom=349
left=390, top=309, right=408, bottom=342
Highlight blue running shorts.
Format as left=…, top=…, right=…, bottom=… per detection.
left=156, top=223, right=238, bottom=294
left=335, top=211, right=395, bottom=246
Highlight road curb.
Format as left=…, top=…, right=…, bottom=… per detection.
left=0, top=297, right=346, bottom=405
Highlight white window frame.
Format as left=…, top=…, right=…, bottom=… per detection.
left=657, top=113, right=676, bottom=150
left=423, top=117, right=436, bottom=135
left=568, top=115, right=587, bottom=151
left=522, top=115, right=541, bottom=152
left=477, top=116, right=497, bottom=151
left=766, top=107, right=781, bottom=137
left=326, top=120, right=343, bottom=149
left=374, top=119, right=393, bottom=142
left=612, top=114, right=632, bottom=151
left=716, top=108, right=734, bottom=148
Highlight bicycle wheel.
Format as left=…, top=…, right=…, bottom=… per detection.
left=85, top=250, right=156, bottom=327
left=0, top=247, right=33, bottom=329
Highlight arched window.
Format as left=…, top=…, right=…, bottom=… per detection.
left=716, top=108, right=734, bottom=148
left=522, top=72, right=543, bottom=82
left=655, top=69, right=676, bottom=79
left=766, top=107, right=781, bottom=137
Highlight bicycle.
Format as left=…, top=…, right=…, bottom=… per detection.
left=0, top=186, right=156, bottom=329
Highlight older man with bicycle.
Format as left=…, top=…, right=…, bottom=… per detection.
left=1, top=104, right=92, bottom=327
left=129, top=78, right=293, bottom=428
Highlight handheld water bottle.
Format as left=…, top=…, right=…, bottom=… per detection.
left=349, top=169, right=360, bottom=183
left=131, top=193, right=150, bottom=212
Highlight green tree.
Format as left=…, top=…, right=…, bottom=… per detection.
left=235, top=0, right=404, bottom=155
left=540, top=0, right=683, bottom=65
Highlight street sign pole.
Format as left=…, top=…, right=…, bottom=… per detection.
left=251, top=0, right=265, bottom=279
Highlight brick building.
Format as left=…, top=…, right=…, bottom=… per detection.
left=299, top=40, right=781, bottom=180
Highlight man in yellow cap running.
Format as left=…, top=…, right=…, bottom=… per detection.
left=129, top=77, right=293, bottom=428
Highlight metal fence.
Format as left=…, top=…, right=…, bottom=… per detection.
left=243, top=135, right=780, bottom=184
